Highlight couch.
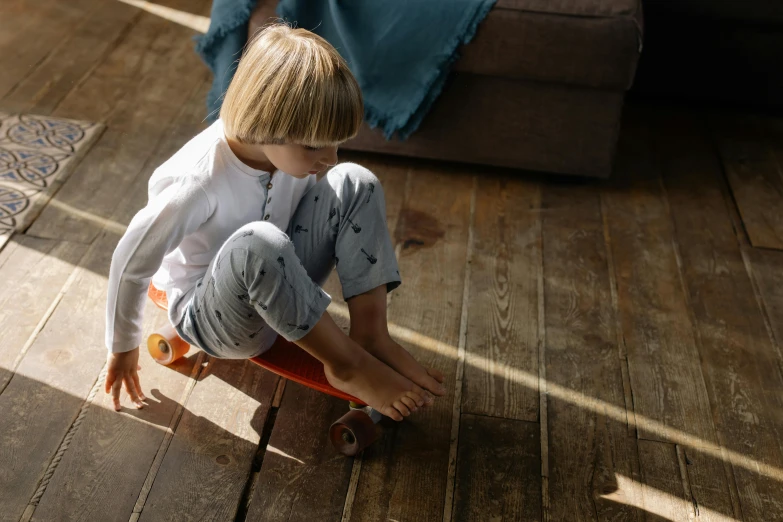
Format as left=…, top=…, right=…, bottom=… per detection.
left=250, top=0, right=644, bottom=178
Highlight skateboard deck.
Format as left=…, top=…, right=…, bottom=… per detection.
left=147, top=283, right=363, bottom=405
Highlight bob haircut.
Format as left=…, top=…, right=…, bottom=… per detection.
left=220, top=23, right=364, bottom=148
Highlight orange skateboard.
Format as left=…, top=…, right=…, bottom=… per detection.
left=146, top=283, right=381, bottom=456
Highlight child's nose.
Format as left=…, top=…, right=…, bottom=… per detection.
left=321, top=146, right=338, bottom=167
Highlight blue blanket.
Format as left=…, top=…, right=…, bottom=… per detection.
left=195, top=0, right=495, bottom=139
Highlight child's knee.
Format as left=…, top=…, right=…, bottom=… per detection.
left=329, top=162, right=382, bottom=200
left=229, top=221, right=291, bottom=254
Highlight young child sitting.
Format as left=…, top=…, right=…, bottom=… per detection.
left=103, top=24, right=446, bottom=421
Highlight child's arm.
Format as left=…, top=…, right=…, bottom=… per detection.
left=104, top=175, right=211, bottom=410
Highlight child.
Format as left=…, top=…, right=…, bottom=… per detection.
left=104, top=24, right=446, bottom=421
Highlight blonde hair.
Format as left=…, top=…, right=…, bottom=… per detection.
left=220, top=23, right=364, bottom=148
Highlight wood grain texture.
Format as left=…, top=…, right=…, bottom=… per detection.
left=247, top=382, right=354, bottom=522
left=0, top=236, right=87, bottom=392
left=676, top=445, right=738, bottom=522
left=138, top=359, right=279, bottom=522
left=26, top=0, right=212, bottom=244
left=709, top=112, right=783, bottom=250
left=0, top=229, right=123, bottom=522
left=461, top=175, right=540, bottom=421
left=453, top=414, right=541, bottom=521
left=749, top=248, right=783, bottom=355
left=637, top=440, right=692, bottom=522
left=656, top=110, right=783, bottom=521
left=348, top=167, right=473, bottom=521
left=602, top=111, right=717, bottom=444
left=0, top=0, right=100, bottom=101
left=541, top=183, right=643, bottom=521
left=27, top=300, right=202, bottom=522
left=0, top=0, right=140, bottom=115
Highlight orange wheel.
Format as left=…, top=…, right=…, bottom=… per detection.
left=329, top=409, right=378, bottom=456
left=147, top=322, right=190, bottom=365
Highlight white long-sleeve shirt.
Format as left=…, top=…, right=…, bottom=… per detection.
left=105, top=120, right=315, bottom=353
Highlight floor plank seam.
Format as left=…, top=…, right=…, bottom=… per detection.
left=535, top=185, right=549, bottom=522
left=129, top=350, right=209, bottom=521
left=441, top=174, right=476, bottom=522
left=600, top=192, right=638, bottom=439
left=19, top=363, right=109, bottom=522
left=340, top=451, right=363, bottom=522
left=675, top=445, right=699, bottom=519
left=233, top=397, right=280, bottom=522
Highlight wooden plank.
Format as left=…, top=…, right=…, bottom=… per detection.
left=657, top=109, right=783, bottom=521
left=453, top=414, right=541, bottom=521
left=247, top=156, right=408, bottom=521
left=601, top=110, right=717, bottom=444
left=137, top=359, right=279, bottom=522
left=709, top=112, right=783, bottom=250
left=541, top=183, right=643, bottom=521
left=51, top=0, right=209, bottom=125
left=461, top=175, right=539, bottom=421
left=677, top=446, right=738, bottom=522
left=637, top=440, right=692, bottom=521
left=0, top=0, right=141, bottom=115
left=23, top=78, right=218, bottom=521
left=348, top=166, right=473, bottom=521
left=749, top=248, right=783, bottom=352
left=0, top=236, right=87, bottom=392
left=23, top=296, right=204, bottom=522
left=26, top=0, right=213, bottom=244
left=0, top=228, right=132, bottom=522
left=247, top=381, right=354, bottom=522
left=0, top=0, right=99, bottom=101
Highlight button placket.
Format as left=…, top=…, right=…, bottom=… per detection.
left=260, top=175, right=271, bottom=221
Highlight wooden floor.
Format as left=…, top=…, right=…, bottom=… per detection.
left=1, top=1, right=782, bottom=521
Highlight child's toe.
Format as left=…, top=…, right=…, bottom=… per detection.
left=427, top=367, right=445, bottom=383
left=394, top=400, right=411, bottom=417
left=384, top=405, right=403, bottom=421
left=401, top=396, right=418, bottom=412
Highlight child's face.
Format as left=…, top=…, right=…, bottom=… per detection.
left=261, top=143, right=339, bottom=179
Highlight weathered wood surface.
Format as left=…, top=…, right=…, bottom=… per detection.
left=541, top=182, right=643, bottom=521
left=461, top=175, right=540, bottom=421
left=453, top=414, right=541, bottom=522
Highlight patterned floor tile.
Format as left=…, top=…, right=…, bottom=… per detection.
left=0, top=112, right=103, bottom=250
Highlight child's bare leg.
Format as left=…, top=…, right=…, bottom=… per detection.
left=295, top=310, right=430, bottom=421
left=347, top=285, right=447, bottom=398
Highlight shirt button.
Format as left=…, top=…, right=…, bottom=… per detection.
left=264, top=214, right=270, bottom=220
left=267, top=197, right=271, bottom=204
left=267, top=182, right=273, bottom=190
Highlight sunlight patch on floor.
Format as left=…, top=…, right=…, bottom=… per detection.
left=116, top=0, right=210, bottom=33
left=326, top=300, right=783, bottom=485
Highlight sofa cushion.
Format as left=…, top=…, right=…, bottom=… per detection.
left=454, top=0, right=643, bottom=90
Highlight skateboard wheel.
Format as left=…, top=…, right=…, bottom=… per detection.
left=147, top=322, right=189, bottom=365
left=329, top=409, right=378, bottom=456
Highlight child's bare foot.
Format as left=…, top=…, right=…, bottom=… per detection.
left=324, top=350, right=431, bottom=421
left=351, top=333, right=447, bottom=400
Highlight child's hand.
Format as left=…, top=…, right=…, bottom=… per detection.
left=104, top=347, right=146, bottom=411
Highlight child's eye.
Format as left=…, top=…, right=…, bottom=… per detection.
left=304, top=145, right=321, bottom=151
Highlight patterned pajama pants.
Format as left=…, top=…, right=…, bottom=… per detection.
left=174, top=162, right=401, bottom=359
